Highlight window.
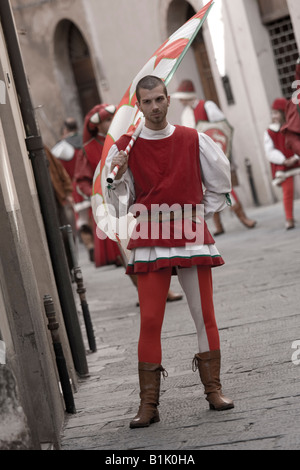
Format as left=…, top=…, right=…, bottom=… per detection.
left=266, top=16, right=299, bottom=98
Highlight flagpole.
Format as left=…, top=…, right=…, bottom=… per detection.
left=106, top=118, right=143, bottom=185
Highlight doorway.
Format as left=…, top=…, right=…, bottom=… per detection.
left=185, top=3, right=219, bottom=105
left=54, top=20, right=101, bottom=121
left=68, top=23, right=101, bottom=116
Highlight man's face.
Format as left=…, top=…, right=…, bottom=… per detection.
left=137, top=85, right=170, bottom=130
left=271, top=109, right=284, bottom=126
left=97, top=116, right=114, bottom=136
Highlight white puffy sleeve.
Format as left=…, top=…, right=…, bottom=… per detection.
left=264, top=131, right=286, bottom=165
left=204, top=101, right=226, bottom=121
left=104, top=144, right=136, bottom=218
left=199, top=133, right=232, bottom=219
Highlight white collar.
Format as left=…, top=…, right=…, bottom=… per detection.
left=269, top=123, right=281, bottom=132
left=140, top=123, right=175, bottom=140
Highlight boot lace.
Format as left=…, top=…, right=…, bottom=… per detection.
left=192, top=355, right=199, bottom=372
left=159, top=365, right=168, bottom=379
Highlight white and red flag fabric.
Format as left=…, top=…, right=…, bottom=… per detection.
left=92, top=0, right=214, bottom=243
left=195, top=120, right=234, bottom=159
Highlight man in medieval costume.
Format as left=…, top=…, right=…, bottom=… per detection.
left=264, top=97, right=300, bottom=229
left=51, top=117, right=84, bottom=252
left=106, top=76, right=234, bottom=429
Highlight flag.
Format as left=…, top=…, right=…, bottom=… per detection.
left=195, top=120, right=234, bottom=160
left=92, top=0, right=214, bottom=243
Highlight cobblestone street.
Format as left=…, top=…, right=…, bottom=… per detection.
left=61, top=200, right=300, bottom=452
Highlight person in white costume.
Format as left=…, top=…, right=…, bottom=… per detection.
left=172, top=79, right=256, bottom=235
left=105, top=76, right=234, bottom=429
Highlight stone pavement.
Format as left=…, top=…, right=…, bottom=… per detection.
left=60, top=199, right=300, bottom=452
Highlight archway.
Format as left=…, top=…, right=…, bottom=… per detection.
left=54, top=20, right=101, bottom=122
left=68, top=23, right=101, bottom=116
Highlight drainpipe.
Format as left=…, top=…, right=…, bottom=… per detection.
left=0, top=0, right=89, bottom=377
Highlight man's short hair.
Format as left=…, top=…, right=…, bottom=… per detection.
left=136, top=75, right=168, bottom=102
left=64, top=117, right=78, bottom=132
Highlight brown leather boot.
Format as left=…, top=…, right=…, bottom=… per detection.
left=79, top=225, right=94, bottom=260
left=286, top=219, right=295, bottom=230
left=192, top=350, right=234, bottom=411
left=231, top=202, right=256, bottom=229
left=130, top=362, right=167, bottom=428
left=167, top=290, right=183, bottom=302
left=213, top=212, right=225, bottom=236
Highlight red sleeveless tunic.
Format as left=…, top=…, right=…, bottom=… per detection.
left=115, top=126, right=214, bottom=249
left=193, top=100, right=209, bottom=123
left=267, top=129, right=295, bottom=179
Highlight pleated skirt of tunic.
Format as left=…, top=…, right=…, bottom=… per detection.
left=126, top=244, right=224, bottom=274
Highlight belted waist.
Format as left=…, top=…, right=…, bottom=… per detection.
left=136, top=207, right=201, bottom=223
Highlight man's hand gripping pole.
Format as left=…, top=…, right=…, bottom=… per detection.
left=106, top=120, right=143, bottom=185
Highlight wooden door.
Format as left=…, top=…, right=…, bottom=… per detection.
left=68, top=24, right=101, bottom=117
left=192, top=37, right=220, bottom=106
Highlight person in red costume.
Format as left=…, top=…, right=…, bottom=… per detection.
left=281, top=57, right=300, bottom=157
left=51, top=117, right=85, bottom=250
left=172, top=79, right=256, bottom=236
left=52, top=117, right=82, bottom=183
left=264, top=97, right=300, bottom=230
left=74, top=104, right=123, bottom=266
left=106, top=76, right=234, bottom=429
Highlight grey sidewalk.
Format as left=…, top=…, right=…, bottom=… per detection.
left=60, top=199, right=300, bottom=451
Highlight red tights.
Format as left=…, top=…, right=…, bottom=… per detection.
left=137, top=266, right=220, bottom=364
left=281, top=176, right=294, bottom=221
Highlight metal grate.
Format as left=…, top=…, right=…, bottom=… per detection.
left=267, top=16, right=299, bottom=99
